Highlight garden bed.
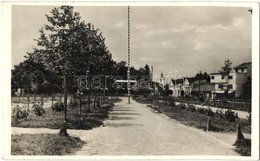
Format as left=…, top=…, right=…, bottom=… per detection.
left=145, top=103, right=251, bottom=134
left=11, top=102, right=115, bottom=130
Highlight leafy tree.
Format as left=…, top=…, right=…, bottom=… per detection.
left=11, top=57, right=61, bottom=95
left=220, top=59, right=232, bottom=75
left=27, top=6, right=113, bottom=123
left=194, top=71, right=210, bottom=82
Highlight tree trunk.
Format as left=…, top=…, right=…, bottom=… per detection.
left=79, top=95, right=82, bottom=115
left=63, top=74, right=67, bottom=122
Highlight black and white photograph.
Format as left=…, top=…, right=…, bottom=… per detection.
left=1, top=1, right=259, bottom=160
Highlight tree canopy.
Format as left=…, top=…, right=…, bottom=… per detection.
left=27, top=6, right=114, bottom=77
left=219, top=59, right=232, bottom=75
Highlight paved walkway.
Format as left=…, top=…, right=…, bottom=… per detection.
left=12, top=97, right=240, bottom=155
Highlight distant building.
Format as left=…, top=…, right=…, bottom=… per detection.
left=152, top=71, right=166, bottom=95
left=159, top=71, right=166, bottom=87
left=210, top=62, right=251, bottom=98
left=233, top=62, right=252, bottom=80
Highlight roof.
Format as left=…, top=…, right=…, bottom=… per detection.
left=192, top=83, right=215, bottom=92
left=171, top=77, right=201, bottom=85
left=210, top=72, right=221, bottom=75
left=171, top=79, right=183, bottom=85
left=233, top=62, right=251, bottom=69
left=192, top=79, right=208, bottom=85
left=187, top=77, right=197, bottom=84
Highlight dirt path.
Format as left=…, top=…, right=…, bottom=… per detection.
left=11, top=97, right=240, bottom=155
left=74, top=97, right=238, bottom=155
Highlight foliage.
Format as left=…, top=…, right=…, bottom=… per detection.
left=194, top=71, right=210, bottom=82
left=205, top=107, right=214, bottom=117
left=12, top=105, right=29, bottom=124
left=180, top=103, right=186, bottom=110
left=32, top=102, right=46, bottom=116
left=169, top=99, right=175, bottom=107
left=224, top=109, right=238, bottom=122
left=187, top=104, right=196, bottom=112
left=68, top=98, right=78, bottom=108
left=52, top=102, right=65, bottom=112
left=219, top=59, right=232, bottom=75
left=12, top=103, right=114, bottom=130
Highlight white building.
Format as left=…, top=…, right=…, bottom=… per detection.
left=210, top=71, right=249, bottom=98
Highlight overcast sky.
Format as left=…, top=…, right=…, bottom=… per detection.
left=12, top=5, right=252, bottom=82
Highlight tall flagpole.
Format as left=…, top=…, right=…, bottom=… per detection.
left=127, top=6, right=131, bottom=104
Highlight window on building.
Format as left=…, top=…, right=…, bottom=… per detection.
left=218, top=84, right=223, bottom=89
left=211, top=76, right=215, bottom=79
left=241, top=68, right=244, bottom=72
left=228, top=84, right=233, bottom=89
left=228, top=76, right=233, bottom=79
left=221, top=76, right=224, bottom=79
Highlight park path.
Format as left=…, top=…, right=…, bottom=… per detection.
left=12, top=97, right=240, bottom=155
left=72, top=97, right=238, bottom=155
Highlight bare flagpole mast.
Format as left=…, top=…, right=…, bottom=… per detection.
left=127, top=6, right=131, bottom=104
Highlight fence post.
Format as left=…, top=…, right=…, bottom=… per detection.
left=79, top=95, right=82, bottom=115
left=207, top=117, right=212, bottom=132
left=51, top=95, right=54, bottom=109
left=234, top=123, right=245, bottom=145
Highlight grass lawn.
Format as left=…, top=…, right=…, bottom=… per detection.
left=11, top=134, right=84, bottom=155
left=146, top=104, right=251, bottom=134
left=12, top=103, right=114, bottom=130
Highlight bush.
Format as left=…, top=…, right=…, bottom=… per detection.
left=197, top=107, right=206, bottom=114
left=12, top=105, right=29, bottom=123
left=68, top=98, right=78, bottom=108
left=187, top=104, right=196, bottom=112
left=225, top=109, right=238, bottom=122
left=215, top=109, right=225, bottom=119
left=52, top=102, right=64, bottom=112
left=180, top=103, right=186, bottom=110
left=169, top=99, right=176, bottom=107
left=205, top=107, right=214, bottom=117
left=32, top=103, right=45, bottom=116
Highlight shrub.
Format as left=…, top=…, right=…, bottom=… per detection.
left=12, top=105, right=29, bottom=123
left=205, top=107, right=214, bottom=117
left=52, top=102, right=64, bottom=112
left=215, top=109, right=225, bottom=119
left=197, top=107, right=206, bottom=114
left=225, top=109, right=238, bottom=122
left=187, top=104, right=196, bottom=112
left=68, top=98, right=78, bottom=108
left=32, top=103, right=45, bottom=116
left=180, top=103, right=186, bottom=110
left=169, top=99, right=176, bottom=107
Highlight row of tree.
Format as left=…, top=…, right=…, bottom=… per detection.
left=12, top=6, right=151, bottom=96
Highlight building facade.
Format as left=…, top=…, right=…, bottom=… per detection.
left=210, top=62, right=251, bottom=98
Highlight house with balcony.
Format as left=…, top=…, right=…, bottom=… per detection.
left=210, top=62, right=251, bottom=98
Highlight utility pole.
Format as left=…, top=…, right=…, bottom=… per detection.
left=127, top=6, right=131, bottom=104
